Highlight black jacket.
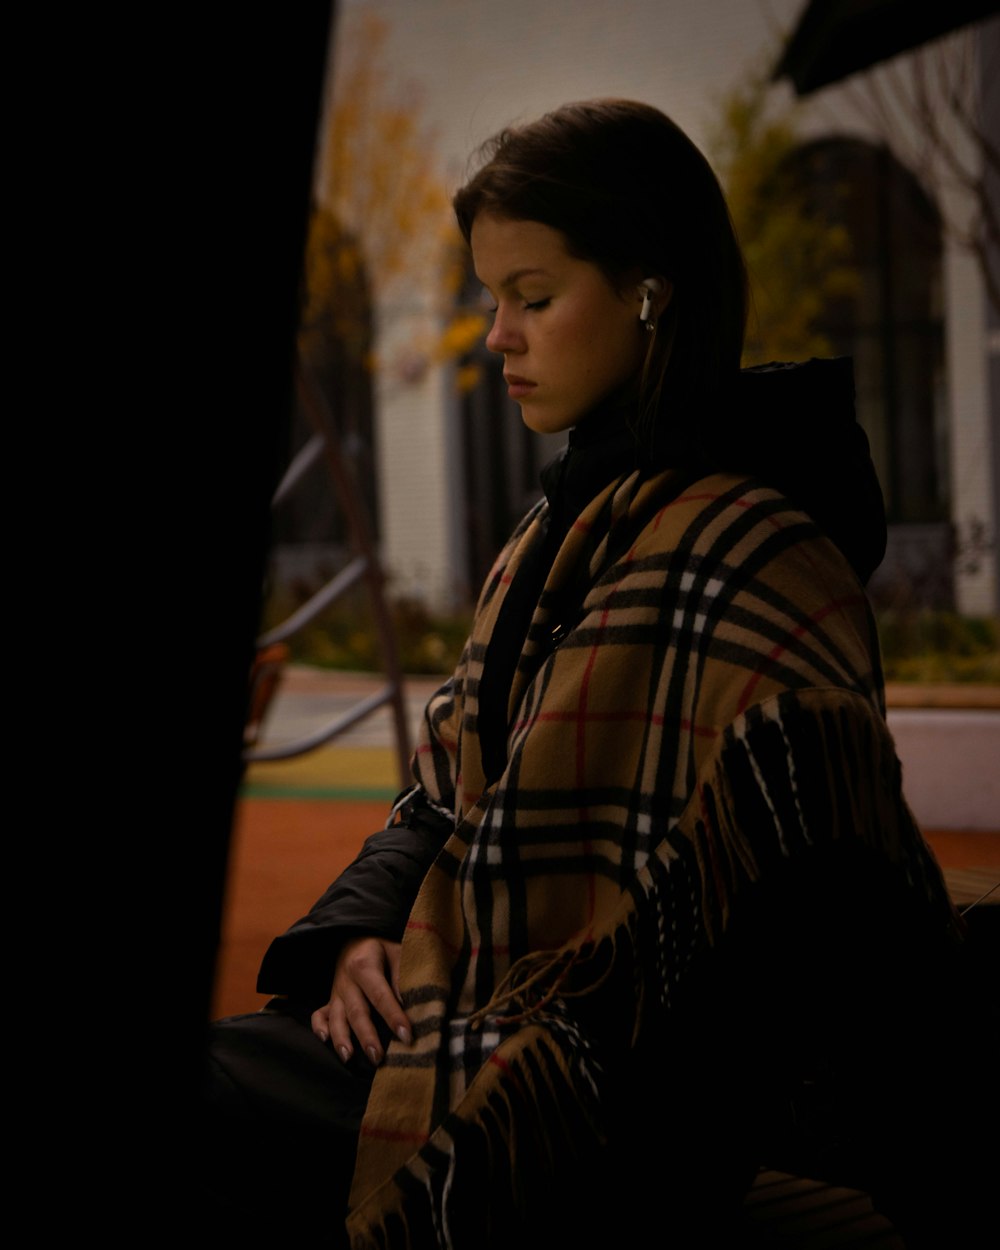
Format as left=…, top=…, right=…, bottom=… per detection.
left=257, top=787, right=453, bottom=1007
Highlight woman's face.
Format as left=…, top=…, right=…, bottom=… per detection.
left=471, top=213, right=648, bottom=434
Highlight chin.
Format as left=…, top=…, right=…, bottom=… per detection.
left=520, top=404, right=578, bottom=436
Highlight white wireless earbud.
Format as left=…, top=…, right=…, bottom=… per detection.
left=639, top=277, right=664, bottom=325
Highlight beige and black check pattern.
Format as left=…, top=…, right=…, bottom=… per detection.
left=347, top=470, right=957, bottom=1248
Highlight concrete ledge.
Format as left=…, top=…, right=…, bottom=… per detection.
left=886, top=683, right=1000, bottom=709
left=887, top=706, right=1000, bottom=832
left=262, top=669, right=1000, bottom=833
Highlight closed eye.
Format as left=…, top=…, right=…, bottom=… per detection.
left=479, top=295, right=550, bottom=313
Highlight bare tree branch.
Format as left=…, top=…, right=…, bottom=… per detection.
left=845, top=23, right=999, bottom=315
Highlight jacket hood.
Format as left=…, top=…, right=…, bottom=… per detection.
left=711, top=358, right=886, bottom=587
left=543, top=356, right=886, bottom=586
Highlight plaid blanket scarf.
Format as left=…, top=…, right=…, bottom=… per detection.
left=346, top=468, right=956, bottom=1247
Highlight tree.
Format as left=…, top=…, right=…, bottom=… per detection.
left=284, top=7, right=483, bottom=548
left=300, top=8, right=475, bottom=392
left=708, top=76, right=859, bottom=365
left=837, top=22, right=999, bottom=316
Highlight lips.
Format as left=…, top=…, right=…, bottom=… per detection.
left=504, top=373, right=537, bottom=399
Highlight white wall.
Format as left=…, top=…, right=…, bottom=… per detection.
left=373, top=301, right=468, bottom=607
left=889, top=708, right=1000, bottom=831
left=944, top=242, right=996, bottom=614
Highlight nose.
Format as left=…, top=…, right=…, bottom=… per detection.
left=485, top=305, right=525, bottom=356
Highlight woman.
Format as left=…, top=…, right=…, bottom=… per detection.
left=208, top=101, right=985, bottom=1248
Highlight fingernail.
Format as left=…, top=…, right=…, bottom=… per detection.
left=316, top=1029, right=329, bottom=1044
left=367, top=1045, right=381, bottom=1066
left=396, top=1025, right=412, bottom=1045
left=337, top=1045, right=351, bottom=1064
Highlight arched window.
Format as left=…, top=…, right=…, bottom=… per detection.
left=791, top=138, right=948, bottom=527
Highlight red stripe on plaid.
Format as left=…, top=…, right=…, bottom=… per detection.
left=405, top=918, right=463, bottom=953
left=672, top=490, right=728, bottom=508
left=737, top=593, right=868, bottom=713
left=488, top=1051, right=528, bottom=1098
left=734, top=501, right=870, bottom=710
left=575, top=625, right=603, bottom=787
left=574, top=562, right=634, bottom=921
left=646, top=490, right=727, bottom=536
left=415, top=734, right=456, bottom=755
left=404, top=919, right=512, bottom=958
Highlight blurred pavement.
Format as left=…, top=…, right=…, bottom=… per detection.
left=246, top=667, right=1000, bottom=833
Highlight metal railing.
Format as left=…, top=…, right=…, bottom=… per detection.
left=242, top=365, right=412, bottom=787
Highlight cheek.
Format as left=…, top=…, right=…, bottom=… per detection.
left=538, top=294, right=641, bottom=388
left=586, top=319, right=644, bottom=385
left=552, top=308, right=617, bottom=369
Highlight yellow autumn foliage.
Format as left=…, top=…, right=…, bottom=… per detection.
left=709, top=76, right=859, bottom=366
left=455, top=364, right=482, bottom=395
left=433, top=312, right=488, bottom=362
left=300, top=9, right=472, bottom=380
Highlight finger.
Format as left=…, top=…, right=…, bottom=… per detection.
left=354, top=965, right=412, bottom=1047
left=326, top=996, right=354, bottom=1065
left=341, top=984, right=387, bottom=1065
left=310, top=1004, right=330, bottom=1044
left=341, top=940, right=413, bottom=1045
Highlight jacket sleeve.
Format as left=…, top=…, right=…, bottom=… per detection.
left=256, top=785, right=454, bottom=1007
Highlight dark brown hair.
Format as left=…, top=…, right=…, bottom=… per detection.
left=453, top=99, right=748, bottom=456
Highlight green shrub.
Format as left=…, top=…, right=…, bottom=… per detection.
left=261, top=582, right=472, bottom=676
left=876, top=611, right=1000, bottom=683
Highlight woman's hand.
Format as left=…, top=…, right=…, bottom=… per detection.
left=311, top=936, right=412, bottom=1066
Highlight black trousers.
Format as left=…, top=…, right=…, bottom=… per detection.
left=202, top=1002, right=767, bottom=1249
left=203, top=1002, right=381, bottom=1246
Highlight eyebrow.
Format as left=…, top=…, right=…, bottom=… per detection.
left=480, top=266, right=552, bottom=292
